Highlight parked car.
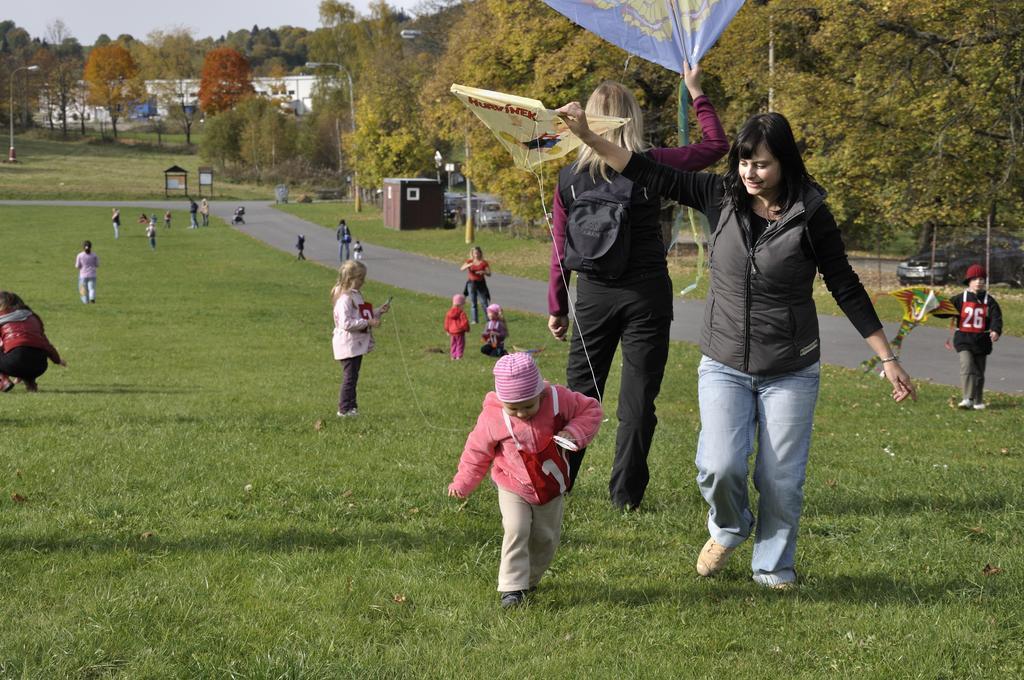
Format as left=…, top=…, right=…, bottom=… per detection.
left=475, top=201, right=512, bottom=228
left=896, top=234, right=1024, bottom=287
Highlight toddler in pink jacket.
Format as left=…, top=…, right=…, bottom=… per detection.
left=448, top=352, right=602, bottom=608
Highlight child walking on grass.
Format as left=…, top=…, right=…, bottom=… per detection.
left=75, top=240, right=99, bottom=304
left=448, top=353, right=603, bottom=608
left=444, top=294, right=470, bottom=360
left=481, top=303, right=508, bottom=357
left=331, top=260, right=390, bottom=417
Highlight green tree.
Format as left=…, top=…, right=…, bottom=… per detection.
left=421, top=0, right=680, bottom=223
left=705, top=0, right=1024, bottom=246
left=140, top=29, right=203, bottom=143
left=200, top=108, right=244, bottom=167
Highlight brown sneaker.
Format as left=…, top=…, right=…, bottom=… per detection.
left=696, top=538, right=735, bottom=577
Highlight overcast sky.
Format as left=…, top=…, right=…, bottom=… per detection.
left=5, top=1, right=425, bottom=44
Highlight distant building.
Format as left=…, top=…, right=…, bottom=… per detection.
left=37, top=74, right=322, bottom=126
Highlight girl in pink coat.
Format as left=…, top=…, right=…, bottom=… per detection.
left=448, top=352, right=603, bottom=608
left=331, top=260, right=389, bottom=417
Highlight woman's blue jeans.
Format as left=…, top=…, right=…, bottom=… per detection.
left=696, top=356, right=820, bottom=584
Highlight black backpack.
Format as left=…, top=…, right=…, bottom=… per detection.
left=559, top=167, right=636, bottom=280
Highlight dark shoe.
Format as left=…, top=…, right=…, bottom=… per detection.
left=500, top=590, right=527, bottom=609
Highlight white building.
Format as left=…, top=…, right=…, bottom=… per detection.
left=39, top=74, right=322, bottom=125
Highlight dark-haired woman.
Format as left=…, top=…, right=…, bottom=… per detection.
left=0, top=291, right=66, bottom=393
left=558, top=102, right=915, bottom=589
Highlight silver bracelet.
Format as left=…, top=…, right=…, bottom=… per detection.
left=880, top=355, right=898, bottom=363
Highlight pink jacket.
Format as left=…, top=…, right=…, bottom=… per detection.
left=448, top=383, right=603, bottom=504
left=332, top=289, right=380, bottom=360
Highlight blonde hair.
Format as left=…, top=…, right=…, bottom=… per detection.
left=576, top=81, right=649, bottom=181
left=330, top=260, right=368, bottom=303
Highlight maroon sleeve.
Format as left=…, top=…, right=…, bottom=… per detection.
left=649, top=95, right=729, bottom=171
left=547, top=186, right=572, bottom=316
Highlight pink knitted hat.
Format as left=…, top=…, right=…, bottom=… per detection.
left=493, top=353, right=544, bottom=403
left=452, top=293, right=466, bottom=306
left=486, top=303, right=502, bottom=315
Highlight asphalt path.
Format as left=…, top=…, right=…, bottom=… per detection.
left=6, top=199, right=1021, bottom=395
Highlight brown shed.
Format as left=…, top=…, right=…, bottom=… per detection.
left=382, top=178, right=443, bottom=230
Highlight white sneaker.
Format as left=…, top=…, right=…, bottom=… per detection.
left=973, top=403, right=986, bottom=410
left=957, top=399, right=973, bottom=409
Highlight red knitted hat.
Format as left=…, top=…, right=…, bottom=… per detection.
left=493, top=353, right=544, bottom=403
left=963, top=264, right=986, bottom=284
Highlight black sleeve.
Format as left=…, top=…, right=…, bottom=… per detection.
left=806, top=206, right=883, bottom=338
left=620, top=153, right=720, bottom=214
left=989, top=297, right=1003, bottom=335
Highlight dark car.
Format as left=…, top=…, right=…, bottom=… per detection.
left=896, top=234, right=1024, bottom=287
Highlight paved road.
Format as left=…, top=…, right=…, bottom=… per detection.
left=5, top=199, right=1021, bottom=395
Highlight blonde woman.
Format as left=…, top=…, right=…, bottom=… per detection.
left=546, top=62, right=728, bottom=510
left=331, top=261, right=390, bottom=417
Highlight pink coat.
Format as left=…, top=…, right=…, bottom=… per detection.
left=332, top=289, right=379, bottom=360
left=448, top=383, right=603, bottom=504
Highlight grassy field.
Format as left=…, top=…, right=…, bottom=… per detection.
left=2, top=205, right=1023, bottom=677
left=280, top=202, right=1024, bottom=337
left=1, top=135, right=270, bottom=201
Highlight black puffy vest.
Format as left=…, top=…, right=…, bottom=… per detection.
left=702, top=186, right=826, bottom=375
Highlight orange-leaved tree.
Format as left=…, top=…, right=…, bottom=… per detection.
left=198, top=47, right=255, bottom=114
left=83, top=43, right=142, bottom=138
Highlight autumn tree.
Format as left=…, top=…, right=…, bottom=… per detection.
left=198, top=47, right=254, bottom=114
left=83, top=43, right=142, bottom=138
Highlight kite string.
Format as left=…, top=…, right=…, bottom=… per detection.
left=528, top=121, right=603, bottom=404
left=386, top=299, right=467, bottom=433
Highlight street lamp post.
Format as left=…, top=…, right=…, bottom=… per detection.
left=306, top=61, right=361, bottom=212
left=8, top=64, right=40, bottom=163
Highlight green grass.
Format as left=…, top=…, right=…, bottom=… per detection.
left=1, top=136, right=270, bottom=200
left=281, top=202, right=1024, bottom=337
left=2, top=205, right=1023, bottom=677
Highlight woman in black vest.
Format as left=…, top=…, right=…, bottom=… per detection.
left=558, top=103, right=916, bottom=589
left=546, top=63, right=728, bottom=511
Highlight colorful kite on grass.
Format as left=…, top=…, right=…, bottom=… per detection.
left=450, top=84, right=629, bottom=170
left=860, top=287, right=958, bottom=373
left=542, top=0, right=746, bottom=69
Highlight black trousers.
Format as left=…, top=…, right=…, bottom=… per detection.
left=338, top=355, right=363, bottom=412
left=0, top=346, right=49, bottom=380
left=565, top=272, right=673, bottom=508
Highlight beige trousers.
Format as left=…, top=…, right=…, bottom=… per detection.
left=496, top=487, right=564, bottom=592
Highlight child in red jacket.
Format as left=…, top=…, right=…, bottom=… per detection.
left=444, top=294, right=470, bottom=360
left=448, top=353, right=602, bottom=608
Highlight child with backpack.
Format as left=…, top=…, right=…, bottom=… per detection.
left=448, top=353, right=603, bottom=608
left=444, top=294, right=470, bottom=360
